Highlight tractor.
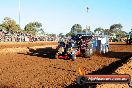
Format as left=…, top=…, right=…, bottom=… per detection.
left=55, top=36, right=80, bottom=60
left=77, top=33, right=93, bottom=58
left=55, top=33, right=94, bottom=60
left=77, top=33, right=109, bottom=56
left=55, top=33, right=109, bottom=60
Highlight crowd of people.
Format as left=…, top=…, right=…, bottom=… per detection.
left=0, top=29, right=128, bottom=43
left=0, top=29, right=59, bottom=42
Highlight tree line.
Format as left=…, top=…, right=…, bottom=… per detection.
left=0, top=17, right=45, bottom=36
left=65, top=24, right=128, bottom=39
left=0, top=17, right=130, bottom=38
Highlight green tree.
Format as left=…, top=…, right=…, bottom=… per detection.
left=66, top=32, right=72, bottom=37
left=58, top=33, right=64, bottom=37
left=1, top=17, right=20, bottom=32
left=0, top=24, right=6, bottom=30
left=110, top=24, right=127, bottom=41
left=94, top=27, right=104, bottom=35
left=36, top=28, right=45, bottom=36
left=83, top=26, right=90, bottom=33
left=83, top=26, right=94, bottom=35
left=110, top=24, right=123, bottom=34
left=48, top=33, right=56, bottom=37
left=103, top=29, right=111, bottom=35
left=118, top=31, right=127, bottom=38
left=70, top=24, right=82, bottom=35
left=24, top=22, right=42, bottom=35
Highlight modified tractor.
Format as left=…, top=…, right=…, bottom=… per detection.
left=55, top=36, right=81, bottom=60
left=55, top=32, right=109, bottom=60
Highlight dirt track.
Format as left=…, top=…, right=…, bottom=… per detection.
left=97, top=58, right=132, bottom=88
left=0, top=42, right=132, bottom=88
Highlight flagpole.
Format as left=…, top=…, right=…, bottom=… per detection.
left=19, top=0, right=22, bottom=42
left=19, top=0, right=21, bottom=28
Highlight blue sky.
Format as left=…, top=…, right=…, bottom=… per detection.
left=0, top=0, right=132, bottom=34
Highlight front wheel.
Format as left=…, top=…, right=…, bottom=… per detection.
left=71, top=50, right=77, bottom=61
left=71, top=53, right=76, bottom=61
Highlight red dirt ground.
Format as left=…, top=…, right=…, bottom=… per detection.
left=97, top=58, right=132, bottom=88
left=0, top=42, right=131, bottom=88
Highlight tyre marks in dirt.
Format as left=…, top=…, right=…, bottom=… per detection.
left=66, top=45, right=132, bottom=88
